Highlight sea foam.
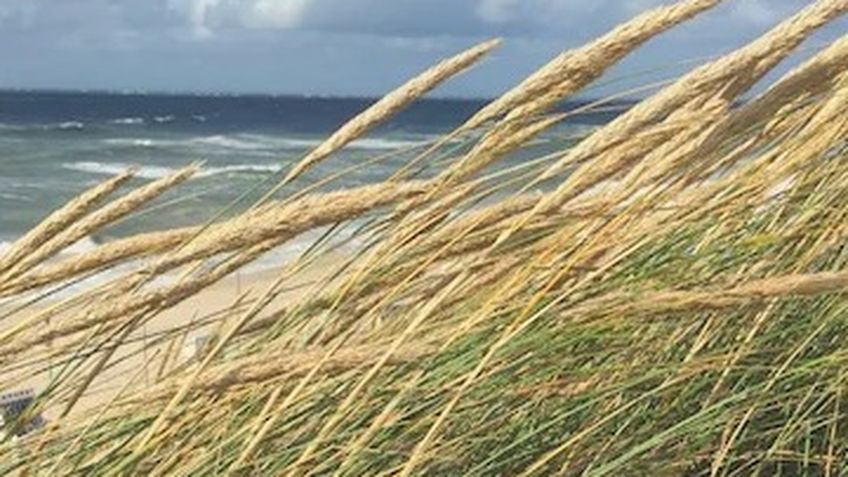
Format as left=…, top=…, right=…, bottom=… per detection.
left=99, top=133, right=431, bottom=156
left=110, top=117, right=146, bottom=126
left=62, top=161, right=281, bottom=179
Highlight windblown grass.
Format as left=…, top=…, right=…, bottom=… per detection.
left=1, top=0, right=848, bottom=475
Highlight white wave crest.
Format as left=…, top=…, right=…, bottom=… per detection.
left=110, top=117, right=145, bottom=126
left=270, top=136, right=429, bottom=150
left=102, top=136, right=260, bottom=151
left=63, top=161, right=176, bottom=180
left=191, top=135, right=269, bottom=151
left=103, top=138, right=161, bottom=148
left=194, top=134, right=430, bottom=152
left=98, top=133, right=432, bottom=154
left=56, top=121, right=85, bottom=131
left=348, top=137, right=429, bottom=150
left=204, top=164, right=281, bottom=176
left=62, top=161, right=280, bottom=179
left=0, top=191, right=29, bottom=201
left=0, top=121, right=87, bottom=132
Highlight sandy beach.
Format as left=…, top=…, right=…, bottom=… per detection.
left=0, top=251, right=342, bottom=423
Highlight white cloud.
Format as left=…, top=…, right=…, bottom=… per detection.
left=187, top=0, right=222, bottom=38
left=168, top=0, right=313, bottom=38
left=239, top=0, right=312, bottom=29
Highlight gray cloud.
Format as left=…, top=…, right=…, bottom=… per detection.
left=161, top=0, right=799, bottom=38
left=0, top=0, right=817, bottom=39
left=165, top=0, right=314, bottom=37
left=0, top=1, right=843, bottom=96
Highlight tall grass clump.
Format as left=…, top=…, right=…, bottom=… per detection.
left=1, top=0, right=848, bottom=475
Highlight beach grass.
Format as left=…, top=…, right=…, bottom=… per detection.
left=1, top=0, right=848, bottom=474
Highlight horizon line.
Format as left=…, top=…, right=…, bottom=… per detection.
left=0, top=87, right=639, bottom=105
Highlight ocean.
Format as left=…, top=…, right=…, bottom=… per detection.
left=0, top=90, right=624, bottom=258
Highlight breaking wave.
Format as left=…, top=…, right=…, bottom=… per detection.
left=62, top=161, right=281, bottom=179
left=99, top=133, right=432, bottom=153
left=110, top=117, right=145, bottom=126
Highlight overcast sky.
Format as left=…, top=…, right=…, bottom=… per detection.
left=1, top=0, right=844, bottom=98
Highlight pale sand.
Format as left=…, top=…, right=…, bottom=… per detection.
left=0, top=252, right=345, bottom=426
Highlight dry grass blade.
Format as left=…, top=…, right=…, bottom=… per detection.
left=128, top=342, right=432, bottom=404
left=1, top=163, right=200, bottom=284
left=569, top=269, right=848, bottom=320
left=0, top=169, right=135, bottom=278
left=539, top=0, right=848, bottom=188
left=0, top=181, right=430, bottom=356
left=0, top=228, right=196, bottom=298
left=155, top=180, right=431, bottom=274
left=271, top=38, right=501, bottom=192
left=462, top=0, right=722, bottom=131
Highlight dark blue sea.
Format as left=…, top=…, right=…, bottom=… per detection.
left=0, top=90, right=625, bottom=252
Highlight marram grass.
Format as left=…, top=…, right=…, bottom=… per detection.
left=1, top=0, right=848, bottom=475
